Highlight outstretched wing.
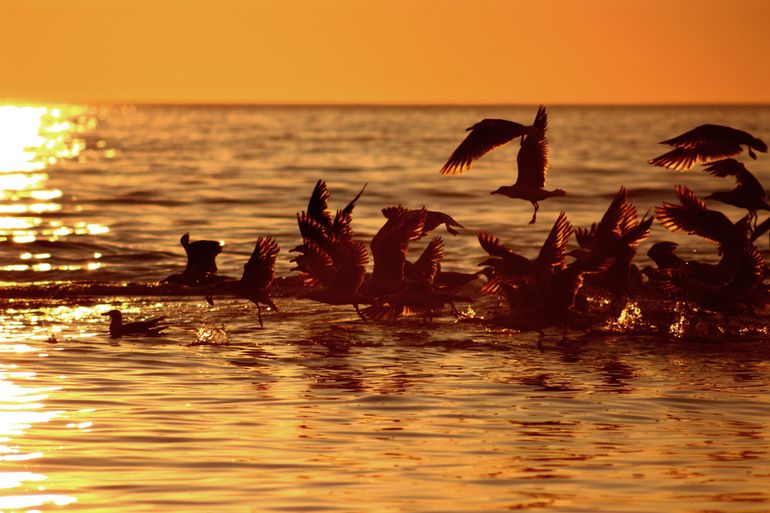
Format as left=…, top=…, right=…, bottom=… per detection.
left=650, top=124, right=755, bottom=171
left=370, top=208, right=426, bottom=283
left=242, top=236, right=280, bottom=289
left=411, top=236, right=444, bottom=284
left=440, top=119, right=530, bottom=175
left=704, top=159, right=766, bottom=195
left=515, top=105, right=549, bottom=188
left=306, top=180, right=333, bottom=229
left=655, top=185, right=736, bottom=245
left=534, top=211, right=572, bottom=271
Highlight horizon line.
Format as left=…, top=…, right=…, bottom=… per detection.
left=3, top=98, right=770, bottom=108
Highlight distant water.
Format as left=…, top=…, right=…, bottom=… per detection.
left=0, top=104, right=769, bottom=512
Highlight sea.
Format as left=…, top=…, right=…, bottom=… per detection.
left=0, top=103, right=769, bottom=512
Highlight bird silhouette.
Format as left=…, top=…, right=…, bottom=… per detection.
left=298, top=238, right=372, bottom=319
left=649, top=124, right=767, bottom=171
left=103, top=309, right=168, bottom=338
left=382, top=205, right=464, bottom=236
left=441, top=106, right=565, bottom=225
left=700, top=159, right=770, bottom=226
left=213, top=236, right=280, bottom=327
left=361, top=207, right=426, bottom=298
left=163, top=233, right=228, bottom=305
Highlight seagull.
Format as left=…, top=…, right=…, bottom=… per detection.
left=298, top=238, right=373, bottom=319
left=649, top=124, right=767, bottom=171
left=701, top=159, right=770, bottom=226
left=477, top=211, right=572, bottom=296
left=574, top=187, right=653, bottom=301
left=361, top=207, right=426, bottom=298
left=291, top=180, right=367, bottom=279
left=213, top=236, right=280, bottom=327
left=441, top=106, right=565, bottom=225
left=103, top=309, right=168, bottom=338
left=655, top=185, right=754, bottom=283
left=382, top=205, right=464, bottom=236
left=163, top=233, right=228, bottom=304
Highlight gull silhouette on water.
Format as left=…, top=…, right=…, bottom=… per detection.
left=163, top=232, right=227, bottom=304
left=103, top=309, right=168, bottom=338
left=213, top=237, right=280, bottom=327
left=649, top=124, right=767, bottom=171
left=441, top=106, right=565, bottom=225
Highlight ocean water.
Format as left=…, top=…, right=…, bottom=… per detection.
left=0, top=104, right=769, bottom=512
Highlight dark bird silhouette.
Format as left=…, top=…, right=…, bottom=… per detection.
left=441, top=106, right=565, bottom=225
left=701, top=159, right=770, bottom=226
left=478, top=211, right=572, bottom=303
left=291, top=180, right=366, bottom=281
left=103, top=309, right=168, bottom=338
left=486, top=214, right=610, bottom=343
left=478, top=211, right=572, bottom=296
left=366, top=236, right=472, bottom=321
left=299, top=238, right=372, bottom=319
left=163, top=233, right=228, bottom=305
left=361, top=207, right=426, bottom=298
left=574, top=188, right=653, bottom=302
left=653, top=185, right=767, bottom=311
left=382, top=205, right=464, bottom=236
left=213, top=236, right=280, bottom=327
left=649, top=124, right=767, bottom=171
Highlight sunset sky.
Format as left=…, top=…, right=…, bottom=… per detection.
left=2, top=0, right=769, bottom=104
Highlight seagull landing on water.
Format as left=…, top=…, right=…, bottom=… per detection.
left=648, top=124, right=767, bottom=171
left=103, top=309, right=168, bottom=338
left=440, top=106, right=565, bottom=225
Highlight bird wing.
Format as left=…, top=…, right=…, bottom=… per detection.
left=331, top=239, right=369, bottom=293
left=242, top=236, right=280, bottom=289
left=655, top=185, right=736, bottom=245
left=660, top=124, right=753, bottom=149
left=297, top=212, right=329, bottom=245
left=477, top=230, right=519, bottom=260
left=515, top=106, right=549, bottom=188
left=370, top=209, right=426, bottom=283
left=293, top=240, right=335, bottom=287
left=306, top=179, right=333, bottom=229
left=704, top=160, right=767, bottom=196
left=332, top=183, right=367, bottom=239
left=440, top=119, right=530, bottom=175
left=595, top=187, right=628, bottom=243
left=534, top=211, right=572, bottom=271
left=412, top=236, right=444, bottom=284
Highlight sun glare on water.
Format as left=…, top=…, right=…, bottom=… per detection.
left=0, top=104, right=108, bottom=272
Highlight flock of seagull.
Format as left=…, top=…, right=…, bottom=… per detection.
left=104, top=107, right=770, bottom=341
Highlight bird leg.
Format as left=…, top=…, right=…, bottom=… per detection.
left=354, top=304, right=367, bottom=322
left=256, top=304, right=264, bottom=328
left=529, top=202, right=539, bottom=225
left=537, top=330, right=545, bottom=352
left=206, top=295, right=214, bottom=306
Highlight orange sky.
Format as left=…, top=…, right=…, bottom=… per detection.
left=2, top=0, right=769, bottom=104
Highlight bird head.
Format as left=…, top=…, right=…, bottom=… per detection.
left=102, top=310, right=122, bottom=321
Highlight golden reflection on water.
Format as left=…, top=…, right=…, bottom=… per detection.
left=0, top=361, right=76, bottom=509
left=0, top=104, right=109, bottom=274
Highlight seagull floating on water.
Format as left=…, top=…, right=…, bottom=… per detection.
left=103, top=309, right=168, bottom=338
left=441, top=106, right=565, bottom=225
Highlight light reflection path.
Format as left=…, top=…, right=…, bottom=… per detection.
left=0, top=356, right=77, bottom=509
left=0, top=104, right=108, bottom=273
